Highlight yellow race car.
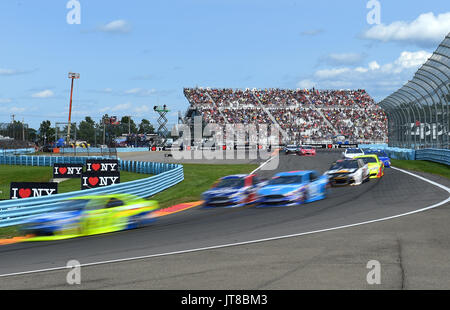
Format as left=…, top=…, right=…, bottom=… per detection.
left=19, top=194, right=159, bottom=241
left=354, top=154, right=385, bottom=179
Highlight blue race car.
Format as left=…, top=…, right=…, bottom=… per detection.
left=364, top=149, right=391, bottom=167
left=201, top=174, right=266, bottom=208
left=255, top=170, right=329, bottom=207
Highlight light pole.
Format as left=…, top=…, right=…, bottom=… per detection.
left=67, top=72, right=80, bottom=143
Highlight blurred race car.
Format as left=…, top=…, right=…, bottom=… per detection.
left=201, top=174, right=266, bottom=208
left=325, top=158, right=369, bottom=186
left=363, top=149, right=391, bottom=167
left=284, top=144, right=300, bottom=155
left=20, top=194, right=159, bottom=238
left=255, top=170, right=328, bottom=207
left=342, top=148, right=365, bottom=159
left=354, top=154, right=385, bottom=179
left=299, top=145, right=316, bottom=156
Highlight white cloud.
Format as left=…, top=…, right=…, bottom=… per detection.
left=297, top=79, right=316, bottom=89
left=314, top=68, right=351, bottom=79
left=0, top=68, right=19, bottom=76
left=98, top=20, right=131, bottom=34
left=0, top=98, right=12, bottom=103
left=31, top=90, right=54, bottom=98
left=133, top=105, right=151, bottom=115
left=368, top=61, right=380, bottom=70
left=0, top=68, right=35, bottom=76
left=298, top=50, right=432, bottom=100
left=124, top=88, right=157, bottom=97
left=394, top=50, right=432, bottom=69
left=323, top=53, right=365, bottom=66
left=100, top=102, right=132, bottom=113
left=10, top=107, right=26, bottom=113
left=363, top=12, right=450, bottom=47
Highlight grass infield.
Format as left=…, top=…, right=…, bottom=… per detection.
left=391, top=159, right=450, bottom=179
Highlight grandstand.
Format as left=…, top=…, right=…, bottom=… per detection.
left=183, top=88, right=388, bottom=144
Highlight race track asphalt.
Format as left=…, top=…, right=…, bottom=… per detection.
left=0, top=150, right=448, bottom=289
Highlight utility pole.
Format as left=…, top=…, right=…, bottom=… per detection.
left=128, top=116, right=131, bottom=135
left=11, top=114, right=15, bottom=139
left=103, top=118, right=106, bottom=146
left=67, top=72, right=80, bottom=143
left=22, top=118, right=25, bottom=141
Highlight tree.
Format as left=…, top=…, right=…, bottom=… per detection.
left=120, top=116, right=137, bottom=135
left=38, top=120, right=55, bottom=144
left=78, top=117, right=96, bottom=144
left=138, top=119, right=155, bottom=134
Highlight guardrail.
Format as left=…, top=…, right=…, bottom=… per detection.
left=359, top=145, right=416, bottom=161
left=359, top=145, right=450, bottom=164
left=1, top=148, right=35, bottom=156
left=0, top=155, right=184, bottom=227
left=56, top=147, right=150, bottom=154
left=415, top=149, right=450, bottom=166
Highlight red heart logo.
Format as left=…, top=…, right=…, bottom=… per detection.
left=92, top=163, right=101, bottom=171
left=59, top=167, right=67, bottom=175
left=19, top=188, right=31, bottom=198
left=88, top=177, right=99, bottom=186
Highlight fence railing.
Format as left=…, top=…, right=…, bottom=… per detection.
left=1, top=148, right=35, bottom=156
left=360, top=145, right=450, bottom=165
left=0, top=155, right=184, bottom=227
left=415, top=149, right=450, bottom=166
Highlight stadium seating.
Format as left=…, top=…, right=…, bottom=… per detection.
left=183, top=88, right=388, bottom=143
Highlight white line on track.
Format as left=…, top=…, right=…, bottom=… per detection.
left=1, top=166, right=449, bottom=278
left=250, top=150, right=279, bottom=174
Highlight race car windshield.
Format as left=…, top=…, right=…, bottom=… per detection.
left=346, top=149, right=363, bottom=154
left=330, top=161, right=358, bottom=170
left=268, top=176, right=303, bottom=185
left=58, top=199, right=90, bottom=212
left=359, top=157, right=377, bottom=164
left=216, top=178, right=245, bottom=188
left=286, top=145, right=297, bottom=148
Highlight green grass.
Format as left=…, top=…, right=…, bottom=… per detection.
left=0, top=163, right=258, bottom=239
left=391, top=159, right=450, bottom=179
left=0, top=226, right=19, bottom=239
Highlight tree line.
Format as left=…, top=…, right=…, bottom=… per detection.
left=36, top=115, right=155, bottom=145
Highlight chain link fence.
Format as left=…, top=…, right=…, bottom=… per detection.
left=379, top=33, right=449, bottom=150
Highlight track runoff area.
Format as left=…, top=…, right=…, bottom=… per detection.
left=0, top=147, right=448, bottom=289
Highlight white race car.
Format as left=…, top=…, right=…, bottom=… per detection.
left=325, top=158, right=369, bottom=186
left=342, top=148, right=365, bottom=159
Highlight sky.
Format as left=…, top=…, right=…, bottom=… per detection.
left=0, top=0, right=449, bottom=129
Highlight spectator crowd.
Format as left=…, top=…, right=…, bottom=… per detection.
left=183, top=88, right=388, bottom=143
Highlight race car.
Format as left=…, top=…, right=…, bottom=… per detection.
left=342, top=148, right=365, bottom=159
left=363, top=149, right=391, bottom=167
left=284, top=144, right=301, bottom=155
left=255, top=170, right=328, bottom=207
left=299, top=145, right=316, bottom=156
left=201, top=174, right=266, bottom=208
left=19, top=194, right=159, bottom=239
left=325, top=158, right=369, bottom=186
left=354, top=154, right=385, bottom=179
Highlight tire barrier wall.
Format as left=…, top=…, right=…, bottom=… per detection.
left=0, top=155, right=184, bottom=227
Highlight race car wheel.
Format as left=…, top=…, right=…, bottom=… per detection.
left=303, top=189, right=309, bottom=203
